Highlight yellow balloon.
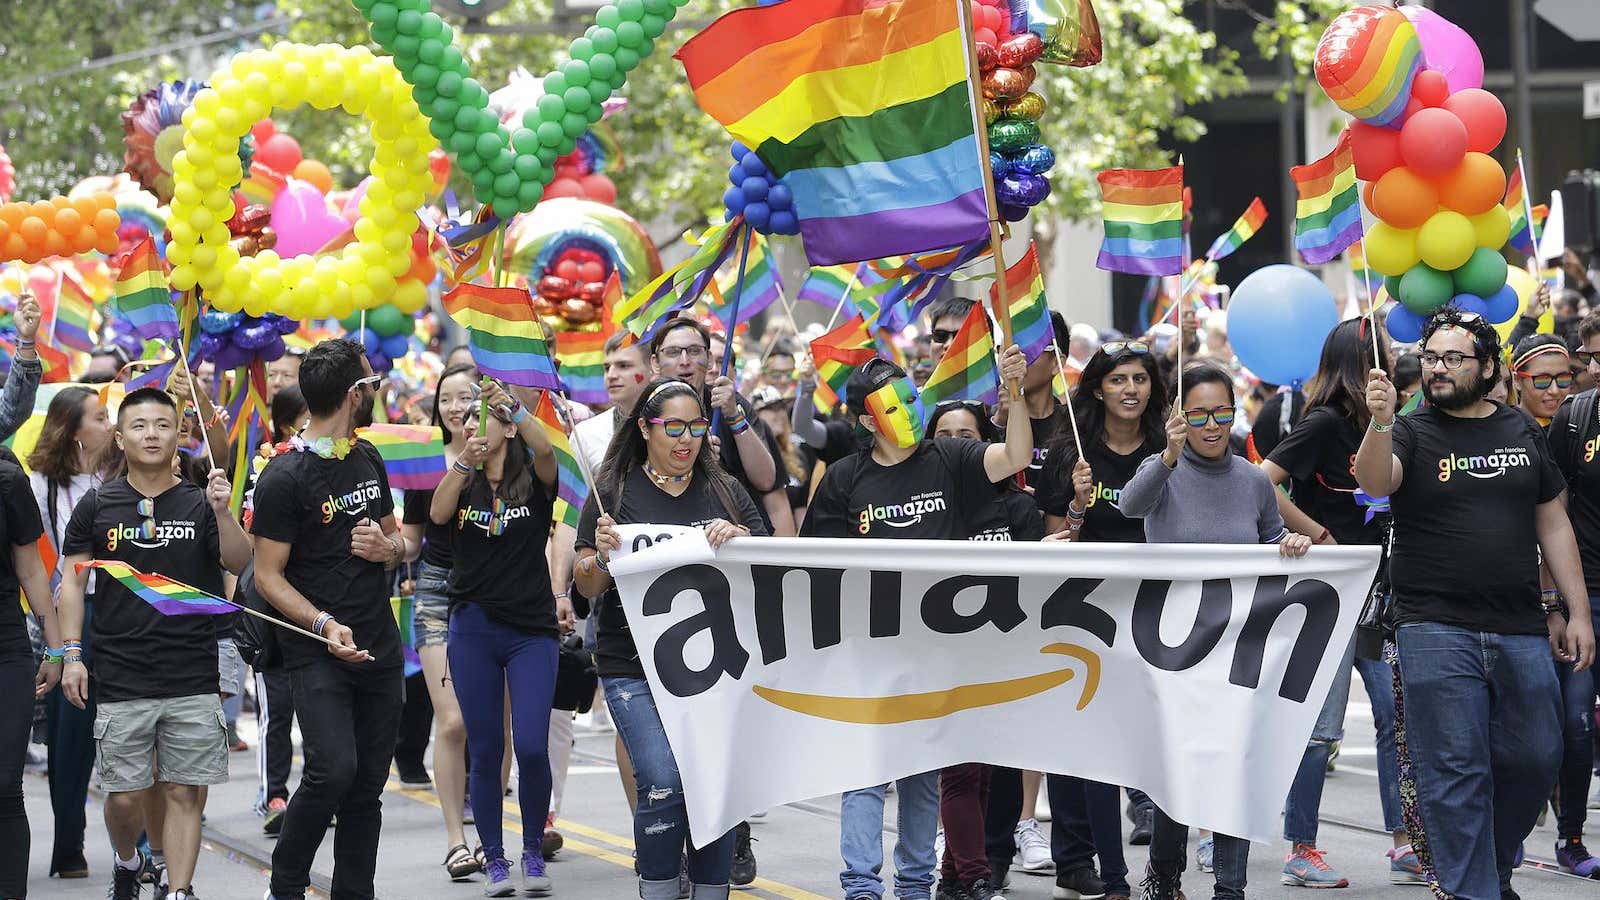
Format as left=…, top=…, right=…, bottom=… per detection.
left=1471, top=205, right=1511, bottom=250
left=393, top=278, right=427, bottom=314
left=1417, top=210, right=1475, bottom=271
left=1364, top=222, right=1420, bottom=277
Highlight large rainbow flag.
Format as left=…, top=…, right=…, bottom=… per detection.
left=1096, top=167, right=1186, bottom=276
left=533, top=392, right=590, bottom=529
left=1290, top=130, right=1362, bottom=265
left=920, top=300, right=997, bottom=406
left=354, top=424, right=446, bottom=491
left=994, top=242, right=1052, bottom=364
left=797, top=263, right=900, bottom=327
left=78, top=560, right=233, bottom=616
left=809, top=315, right=877, bottom=414
left=114, top=237, right=179, bottom=340
left=441, top=283, right=562, bottom=389
left=54, top=272, right=96, bottom=353
left=676, top=0, right=990, bottom=267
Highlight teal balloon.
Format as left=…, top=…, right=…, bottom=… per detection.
left=641, top=13, right=666, bottom=38
left=588, top=53, right=618, bottom=83
left=590, top=28, right=619, bottom=54
left=617, top=0, right=645, bottom=20
left=595, top=5, right=621, bottom=29
left=562, top=60, right=592, bottom=87
left=536, top=121, right=565, bottom=147
left=570, top=37, right=595, bottom=61
left=1397, top=263, right=1454, bottom=314
left=563, top=86, right=592, bottom=112
left=544, top=71, right=569, bottom=97
left=617, top=21, right=645, bottom=48
left=536, top=94, right=566, bottom=121
left=1453, top=247, right=1509, bottom=298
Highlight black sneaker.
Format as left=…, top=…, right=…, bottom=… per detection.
left=988, top=862, right=1012, bottom=890
left=935, top=880, right=965, bottom=900
left=137, top=853, right=164, bottom=886
left=1054, top=867, right=1106, bottom=899
left=108, top=863, right=143, bottom=900
left=396, top=763, right=433, bottom=787
left=1501, top=886, right=1520, bottom=900
left=1127, top=804, right=1154, bottom=846
left=1137, top=864, right=1183, bottom=900
left=969, top=878, right=1007, bottom=900
left=731, top=820, right=757, bottom=886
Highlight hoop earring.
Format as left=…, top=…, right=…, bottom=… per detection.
left=76, top=440, right=83, bottom=452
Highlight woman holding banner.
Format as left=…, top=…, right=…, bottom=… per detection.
left=576, top=378, right=768, bottom=900
left=1119, top=360, right=1311, bottom=900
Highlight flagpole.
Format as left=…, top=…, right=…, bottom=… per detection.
left=1352, top=198, right=1384, bottom=367
left=47, top=268, right=61, bottom=348
left=957, top=0, right=1018, bottom=403
left=821, top=264, right=862, bottom=334
left=710, top=223, right=756, bottom=434
left=1050, top=340, right=1083, bottom=452
left=103, top=562, right=357, bottom=654
left=1516, top=149, right=1540, bottom=277
left=1175, top=158, right=1189, bottom=407
left=550, top=391, right=611, bottom=521
left=176, top=352, right=221, bottom=472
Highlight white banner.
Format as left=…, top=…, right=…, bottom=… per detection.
left=608, top=527, right=1381, bottom=847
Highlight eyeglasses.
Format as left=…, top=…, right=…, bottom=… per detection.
left=1518, top=371, right=1574, bottom=390
left=1419, top=351, right=1481, bottom=370
left=930, top=329, right=959, bottom=344
left=765, top=368, right=796, bottom=381
left=1102, top=341, right=1151, bottom=356
left=657, top=345, right=708, bottom=361
left=349, top=374, right=384, bottom=392
left=136, top=497, right=156, bottom=541
left=1575, top=351, right=1600, bottom=366
left=1184, top=407, right=1236, bottom=427
left=649, top=417, right=710, bottom=438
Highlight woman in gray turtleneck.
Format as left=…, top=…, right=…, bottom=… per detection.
left=1116, top=361, right=1312, bottom=900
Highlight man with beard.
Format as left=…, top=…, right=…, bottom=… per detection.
left=1355, top=307, right=1594, bottom=900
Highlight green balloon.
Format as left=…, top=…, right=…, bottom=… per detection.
left=372, top=22, right=399, bottom=44
left=586, top=82, right=611, bottom=105
left=493, top=196, right=521, bottom=218
left=1382, top=274, right=1402, bottom=300
left=411, top=63, right=440, bottom=87
left=513, top=155, right=541, bottom=180
left=570, top=37, right=595, bottom=61
left=352, top=0, right=379, bottom=12
left=472, top=167, right=496, bottom=194
left=370, top=3, right=398, bottom=29
left=475, top=132, right=504, bottom=158
left=537, top=121, right=565, bottom=147
left=617, top=0, right=645, bottom=21
left=561, top=112, right=589, bottom=139
left=511, top=128, right=539, bottom=155
left=590, top=28, right=619, bottom=54
left=418, top=40, right=444, bottom=65
left=562, top=59, right=592, bottom=88
left=614, top=47, right=640, bottom=70
left=396, top=9, right=423, bottom=33
left=563, top=86, right=592, bottom=112
left=450, top=131, right=477, bottom=155
left=461, top=86, right=490, bottom=110
left=643, top=0, right=671, bottom=15
left=433, top=97, right=460, bottom=123
left=588, top=53, right=617, bottom=83
left=494, top=171, right=521, bottom=197
left=536, top=94, right=566, bottom=122
left=536, top=148, right=558, bottom=166
left=595, top=5, right=621, bottom=29
left=487, top=151, right=514, bottom=174
left=518, top=182, right=543, bottom=208
left=338, top=311, right=361, bottom=330
left=1398, top=264, right=1454, bottom=315
left=368, top=305, right=406, bottom=336
left=544, top=71, right=569, bottom=97
left=641, top=13, right=665, bottom=39
left=394, top=34, right=422, bottom=56
left=556, top=137, right=577, bottom=157
left=428, top=118, right=452, bottom=142
left=417, top=12, right=444, bottom=38
left=616, top=21, right=645, bottom=48
left=436, top=71, right=462, bottom=97
left=414, top=85, right=438, bottom=105
left=453, top=106, right=478, bottom=131
left=395, top=0, right=428, bottom=13
left=584, top=103, right=605, bottom=125
left=1453, top=247, right=1509, bottom=298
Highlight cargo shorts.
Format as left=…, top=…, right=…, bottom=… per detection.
left=93, top=693, right=228, bottom=792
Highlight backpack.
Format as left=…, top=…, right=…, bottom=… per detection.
left=231, top=560, right=285, bottom=671
left=1564, top=388, right=1597, bottom=481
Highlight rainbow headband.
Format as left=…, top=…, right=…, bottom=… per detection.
left=863, top=375, right=926, bottom=448
left=1512, top=343, right=1569, bottom=372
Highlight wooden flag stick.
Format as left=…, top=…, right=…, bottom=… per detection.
left=176, top=352, right=221, bottom=472
left=550, top=391, right=611, bottom=521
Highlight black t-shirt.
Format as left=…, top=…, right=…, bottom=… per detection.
left=1389, top=403, right=1564, bottom=634
left=403, top=488, right=454, bottom=570
left=251, top=442, right=402, bottom=669
left=0, top=461, right=42, bottom=658
left=1548, top=389, right=1600, bottom=594
left=817, top=418, right=861, bottom=465
left=968, top=486, right=1046, bottom=541
left=447, top=476, right=556, bottom=635
left=1035, top=437, right=1159, bottom=544
left=1267, top=406, right=1380, bottom=547
left=1022, top=412, right=1059, bottom=491
left=575, top=467, right=767, bottom=679
left=1250, top=391, right=1304, bottom=461
left=783, top=438, right=820, bottom=511
left=713, top=390, right=786, bottom=527
left=801, top=439, right=993, bottom=540
left=63, top=477, right=222, bottom=701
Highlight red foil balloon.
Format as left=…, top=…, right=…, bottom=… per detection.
left=975, top=42, right=999, bottom=73
left=561, top=298, right=597, bottom=324
left=983, top=68, right=1028, bottom=101
left=537, top=275, right=577, bottom=300
left=998, top=33, right=1044, bottom=69
left=577, top=281, right=607, bottom=303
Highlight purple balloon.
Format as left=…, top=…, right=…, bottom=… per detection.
left=367, top=350, right=392, bottom=373
left=269, top=314, right=301, bottom=336
left=234, top=321, right=278, bottom=350
left=997, top=173, right=1050, bottom=208
left=197, top=332, right=228, bottom=360
left=212, top=342, right=250, bottom=371
left=999, top=203, right=1029, bottom=223
left=259, top=336, right=288, bottom=362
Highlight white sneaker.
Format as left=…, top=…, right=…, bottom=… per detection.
left=1590, top=781, right=1600, bottom=810
left=1035, top=790, right=1052, bottom=823
left=1014, top=818, right=1054, bottom=873
left=934, top=828, right=945, bottom=866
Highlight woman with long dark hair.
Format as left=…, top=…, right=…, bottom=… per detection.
left=430, top=378, right=564, bottom=896
left=1258, top=318, right=1414, bottom=885
left=576, top=378, right=767, bottom=900
left=27, top=385, right=112, bottom=880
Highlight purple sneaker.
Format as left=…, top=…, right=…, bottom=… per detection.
left=1556, top=839, right=1600, bottom=878
left=483, top=856, right=514, bottom=898
left=519, top=852, right=552, bottom=895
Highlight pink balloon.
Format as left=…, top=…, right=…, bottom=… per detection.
left=270, top=178, right=349, bottom=257
left=340, top=176, right=374, bottom=222
left=1397, top=5, right=1484, bottom=94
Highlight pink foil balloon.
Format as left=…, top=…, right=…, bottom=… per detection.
left=1397, top=5, right=1484, bottom=93
left=270, top=178, right=348, bottom=258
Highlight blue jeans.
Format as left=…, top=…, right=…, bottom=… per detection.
left=1396, top=623, right=1561, bottom=899
left=1283, top=641, right=1354, bottom=844
left=448, top=603, right=559, bottom=861
left=1048, top=775, right=1130, bottom=894
left=603, top=676, right=735, bottom=894
left=1149, top=805, right=1249, bottom=900
left=839, top=771, right=939, bottom=899
left=1555, top=657, right=1595, bottom=839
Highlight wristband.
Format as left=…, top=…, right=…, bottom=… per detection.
left=64, top=650, right=82, bottom=663
left=63, top=639, right=82, bottom=651
left=452, top=459, right=472, bottom=476
left=596, top=554, right=611, bottom=573
left=44, top=647, right=64, bottom=663
left=1315, top=528, right=1332, bottom=544
left=1370, top=419, right=1393, bottom=433
left=554, top=591, right=569, bottom=600
left=312, top=612, right=333, bottom=636
left=1066, top=503, right=1086, bottom=520
left=15, top=337, right=34, bottom=347
left=729, top=416, right=751, bottom=435
left=509, top=403, right=528, bottom=425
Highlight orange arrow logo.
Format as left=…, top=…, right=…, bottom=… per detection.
left=751, top=643, right=1101, bottom=725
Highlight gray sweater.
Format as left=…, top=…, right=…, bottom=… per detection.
left=1119, top=444, right=1288, bottom=545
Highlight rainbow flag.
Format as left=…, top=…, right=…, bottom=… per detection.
left=391, top=593, right=422, bottom=678
left=869, top=241, right=991, bottom=280
left=355, top=424, right=446, bottom=491
left=615, top=220, right=742, bottom=340
left=1096, top=167, right=1186, bottom=276
left=709, top=233, right=783, bottom=329
left=1290, top=130, right=1362, bottom=265
left=441, top=283, right=561, bottom=389
left=1504, top=164, right=1548, bottom=257
left=554, top=330, right=608, bottom=406
left=2, top=339, right=71, bottom=383
left=994, top=242, right=1052, bottom=364
left=809, top=315, right=877, bottom=414
left=77, top=560, right=233, bottom=616
left=113, top=237, right=179, bottom=340
left=676, top=0, right=989, bottom=267
left=54, top=271, right=96, bottom=353
left=1205, top=197, right=1267, bottom=262
left=920, top=300, right=997, bottom=406
left=533, top=392, right=589, bottom=529
left=797, top=264, right=899, bottom=326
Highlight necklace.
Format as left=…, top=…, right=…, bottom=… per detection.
left=283, top=433, right=352, bottom=460
left=644, top=462, right=690, bottom=486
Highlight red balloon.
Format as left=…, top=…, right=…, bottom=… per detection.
left=250, top=120, right=277, bottom=145
left=579, top=174, right=617, bottom=205
left=256, top=134, right=303, bottom=175
left=1401, top=97, right=1424, bottom=124
left=537, top=275, right=577, bottom=300
left=1399, top=107, right=1468, bottom=176
left=578, top=281, right=607, bottom=303
left=975, top=42, right=999, bottom=71
left=554, top=258, right=582, bottom=280
left=542, top=178, right=586, bottom=200
left=975, top=27, right=998, bottom=47
left=566, top=247, right=603, bottom=265
left=1349, top=122, right=1403, bottom=182
left=1441, top=88, right=1507, bottom=154
left=577, top=260, right=605, bottom=283
left=1411, top=70, right=1449, bottom=107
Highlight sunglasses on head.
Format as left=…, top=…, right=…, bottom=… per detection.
left=136, top=497, right=156, bottom=541
left=1517, top=371, right=1574, bottom=391
left=649, top=417, right=710, bottom=439
left=1184, top=407, right=1236, bottom=428
left=1101, top=341, right=1151, bottom=356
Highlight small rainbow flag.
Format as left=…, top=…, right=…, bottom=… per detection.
left=809, top=315, right=877, bottom=414
left=920, top=300, right=997, bottom=406
left=675, top=0, right=990, bottom=267
left=709, top=233, right=783, bottom=329
left=77, top=560, right=233, bottom=616
left=114, top=237, right=179, bottom=340
left=2, top=339, right=72, bottom=383
left=441, top=283, right=562, bottom=389
left=1504, top=163, right=1548, bottom=257
left=1205, top=197, right=1267, bottom=263
left=554, top=330, right=608, bottom=407
left=54, top=271, right=96, bottom=353
left=994, top=242, right=1052, bottom=364
left=1290, top=130, right=1362, bottom=265
left=615, top=220, right=743, bottom=341
left=355, top=424, right=446, bottom=491
left=1096, top=166, right=1186, bottom=276
left=533, top=392, right=590, bottom=529
left=797, top=264, right=898, bottom=327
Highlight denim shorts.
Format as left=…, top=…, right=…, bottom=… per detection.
left=94, top=693, right=228, bottom=792
left=414, top=562, right=451, bottom=649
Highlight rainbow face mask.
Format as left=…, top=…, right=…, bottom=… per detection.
left=863, top=376, right=926, bottom=449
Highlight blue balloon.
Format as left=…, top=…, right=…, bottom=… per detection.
left=744, top=201, right=771, bottom=232
left=381, top=334, right=410, bottom=360
left=368, top=350, right=392, bottom=374
left=1450, top=293, right=1490, bottom=319
left=990, top=151, right=1010, bottom=179
left=769, top=210, right=799, bottom=235
left=356, top=327, right=381, bottom=355
left=727, top=163, right=744, bottom=187
left=730, top=141, right=749, bottom=161
left=722, top=186, right=744, bottom=215
left=1228, top=264, right=1339, bottom=386
left=200, top=310, right=242, bottom=335
left=740, top=154, right=767, bottom=178
left=767, top=182, right=793, bottom=210
left=1482, top=283, right=1519, bottom=323
left=740, top=176, right=770, bottom=203
left=1383, top=302, right=1425, bottom=344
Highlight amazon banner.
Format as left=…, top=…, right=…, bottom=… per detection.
left=606, top=526, right=1381, bottom=848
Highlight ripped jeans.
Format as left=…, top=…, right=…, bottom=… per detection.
left=604, top=676, right=735, bottom=894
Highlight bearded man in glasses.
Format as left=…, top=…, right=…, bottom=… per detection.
left=1357, top=307, right=1594, bottom=900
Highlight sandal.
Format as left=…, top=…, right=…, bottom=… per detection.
left=445, top=843, right=482, bottom=880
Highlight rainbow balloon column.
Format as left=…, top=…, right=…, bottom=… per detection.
left=1314, top=5, right=1514, bottom=343
left=503, top=197, right=662, bottom=334
left=973, top=0, right=1053, bottom=222
left=341, top=304, right=414, bottom=373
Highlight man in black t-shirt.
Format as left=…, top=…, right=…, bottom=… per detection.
left=55, top=389, right=251, bottom=900
left=252, top=340, right=407, bottom=900
left=1356, top=309, right=1595, bottom=900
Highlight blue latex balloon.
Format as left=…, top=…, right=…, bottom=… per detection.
left=741, top=176, right=770, bottom=202
left=1482, top=283, right=1519, bottom=323
left=381, top=334, right=410, bottom=360
left=727, top=164, right=744, bottom=187
left=767, top=182, right=793, bottom=210
left=722, top=186, right=744, bottom=214
left=744, top=201, right=771, bottom=231
left=730, top=141, right=749, bottom=161
left=740, top=154, right=767, bottom=178
left=769, top=210, right=799, bottom=235
left=200, top=310, right=243, bottom=335
left=1450, top=293, right=1490, bottom=319
left=356, top=328, right=381, bottom=355
left=1228, top=264, right=1339, bottom=386
left=1383, top=302, right=1425, bottom=344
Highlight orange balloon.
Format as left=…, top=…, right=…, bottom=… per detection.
left=293, top=159, right=335, bottom=194
left=95, top=193, right=116, bottom=212
left=70, top=228, right=98, bottom=255
left=71, top=196, right=100, bottom=220
left=94, top=232, right=120, bottom=255
left=1370, top=167, right=1439, bottom=229
left=41, top=231, right=67, bottom=260
left=0, top=204, right=22, bottom=229
left=53, top=207, right=82, bottom=235
left=18, top=217, right=46, bottom=244
left=49, top=195, right=71, bottom=210
left=1362, top=180, right=1377, bottom=212
left=1436, top=152, right=1506, bottom=216
left=92, top=208, right=120, bottom=234
left=1, top=235, right=25, bottom=260
left=28, top=200, right=53, bottom=220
